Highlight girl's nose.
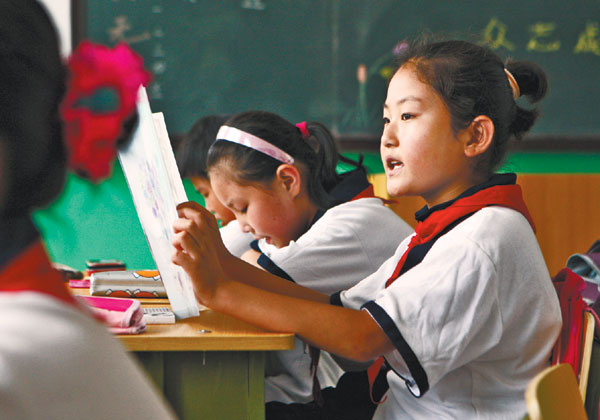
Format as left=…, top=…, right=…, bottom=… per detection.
left=381, top=129, right=398, bottom=148
left=380, top=121, right=399, bottom=148
left=238, top=218, right=253, bottom=234
left=204, top=196, right=217, bottom=214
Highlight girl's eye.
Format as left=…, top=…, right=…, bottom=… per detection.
left=401, top=113, right=413, bottom=121
left=233, top=205, right=248, bottom=215
left=382, top=117, right=390, bottom=124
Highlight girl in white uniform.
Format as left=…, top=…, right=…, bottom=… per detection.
left=201, top=111, right=413, bottom=406
left=172, top=39, right=561, bottom=419
left=0, top=2, right=176, bottom=419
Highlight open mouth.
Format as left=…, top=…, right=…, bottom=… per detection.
left=386, top=158, right=404, bottom=172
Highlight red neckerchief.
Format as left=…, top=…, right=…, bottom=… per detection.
left=386, top=183, right=534, bottom=288
left=351, top=183, right=375, bottom=201
left=0, top=241, right=78, bottom=306
left=368, top=183, right=535, bottom=403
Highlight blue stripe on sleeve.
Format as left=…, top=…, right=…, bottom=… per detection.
left=362, top=300, right=429, bottom=397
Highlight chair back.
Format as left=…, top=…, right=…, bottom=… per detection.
left=525, top=363, right=588, bottom=420
left=579, top=311, right=595, bottom=400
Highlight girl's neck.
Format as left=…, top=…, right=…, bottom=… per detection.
left=423, top=173, right=490, bottom=208
left=285, top=195, right=319, bottom=246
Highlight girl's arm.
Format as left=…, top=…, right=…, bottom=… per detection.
left=240, top=249, right=262, bottom=268
left=172, top=202, right=395, bottom=361
left=210, top=279, right=392, bottom=362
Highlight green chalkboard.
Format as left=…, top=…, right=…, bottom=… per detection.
left=81, top=0, right=600, bottom=138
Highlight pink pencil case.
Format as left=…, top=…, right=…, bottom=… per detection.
left=77, top=295, right=146, bottom=335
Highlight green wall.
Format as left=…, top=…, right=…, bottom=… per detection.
left=34, top=151, right=600, bottom=270
left=34, top=163, right=204, bottom=271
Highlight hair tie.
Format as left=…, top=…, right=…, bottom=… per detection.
left=296, top=121, right=310, bottom=140
left=504, top=68, right=520, bottom=100
left=216, top=125, right=294, bottom=165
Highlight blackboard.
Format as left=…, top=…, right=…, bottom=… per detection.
left=80, top=0, right=600, bottom=139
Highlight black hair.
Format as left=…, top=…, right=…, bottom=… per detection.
left=206, top=110, right=352, bottom=209
left=0, top=0, right=67, bottom=216
left=393, top=39, right=548, bottom=176
left=176, top=114, right=231, bottom=179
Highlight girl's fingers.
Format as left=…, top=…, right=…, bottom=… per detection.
left=171, top=231, right=195, bottom=255
left=177, top=201, right=220, bottom=233
left=177, top=201, right=208, bottom=226
left=177, top=200, right=204, bottom=212
left=173, top=216, right=211, bottom=251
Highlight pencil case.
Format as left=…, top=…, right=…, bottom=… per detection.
left=90, top=270, right=167, bottom=298
left=77, top=295, right=146, bottom=335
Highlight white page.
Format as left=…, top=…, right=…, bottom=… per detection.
left=118, top=87, right=199, bottom=319
left=152, top=112, right=188, bottom=203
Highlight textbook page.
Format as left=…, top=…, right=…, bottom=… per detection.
left=152, top=112, right=187, bottom=203
left=118, top=87, right=200, bottom=319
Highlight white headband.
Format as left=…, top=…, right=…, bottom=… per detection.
left=216, top=126, right=294, bottom=165
left=504, top=68, right=520, bottom=100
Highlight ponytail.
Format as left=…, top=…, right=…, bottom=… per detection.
left=300, top=122, right=340, bottom=207
left=505, top=60, right=548, bottom=141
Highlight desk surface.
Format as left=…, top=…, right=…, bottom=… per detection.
left=120, top=308, right=294, bottom=352
left=70, top=285, right=294, bottom=352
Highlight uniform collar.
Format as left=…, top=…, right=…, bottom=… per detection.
left=415, top=173, right=518, bottom=223
left=0, top=239, right=78, bottom=306
left=311, top=167, right=373, bottom=226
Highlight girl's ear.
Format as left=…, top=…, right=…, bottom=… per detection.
left=275, top=164, right=302, bottom=198
left=464, top=115, right=494, bottom=157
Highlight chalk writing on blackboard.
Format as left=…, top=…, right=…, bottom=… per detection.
left=341, top=16, right=600, bottom=131
left=106, top=12, right=166, bottom=99
left=241, top=0, right=266, bottom=11
left=483, top=18, right=600, bottom=55
left=83, top=1, right=600, bottom=137
left=108, top=16, right=150, bottom=44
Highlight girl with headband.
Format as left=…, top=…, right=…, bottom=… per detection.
left=172, top=39, right=561, bottom=419
left=191, top=110, right=414, bottom=408
left=0, top=1, right=175, bottom=418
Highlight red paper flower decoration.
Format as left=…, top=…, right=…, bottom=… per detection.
left=61, top=41, right=151, bottom=182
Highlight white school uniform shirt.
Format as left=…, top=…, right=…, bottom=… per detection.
left=338, top=206, right=562, bottom=419
left=257, top=197, right=413, bottom=404
left=220, top=219, right=253, bottom=258
left=0, top=292, right=176, bottom=420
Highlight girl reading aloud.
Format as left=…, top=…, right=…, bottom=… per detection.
left=172, top=39, right=561, bottom=419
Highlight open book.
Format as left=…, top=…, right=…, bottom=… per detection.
left=117, top=87, right=200, bottom=319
